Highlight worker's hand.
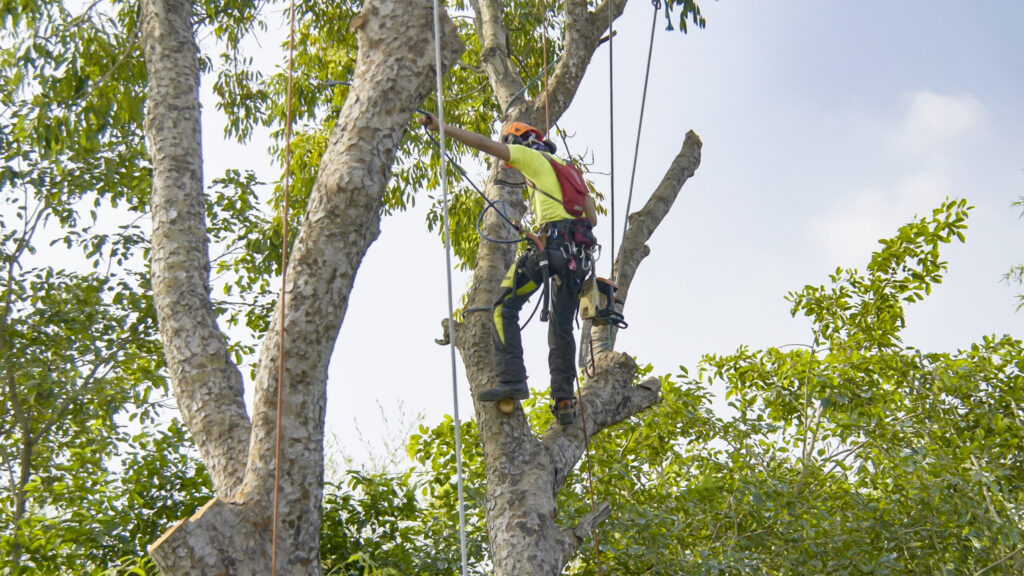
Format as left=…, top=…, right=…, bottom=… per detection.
left=418, top=112, right=439, bottom=132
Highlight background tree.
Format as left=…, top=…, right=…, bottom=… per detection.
left=411, top=199, right=1024, bottom=575
left=0, top=2, right=213, bottom=572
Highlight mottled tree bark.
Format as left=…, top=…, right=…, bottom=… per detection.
left=142, top=0, right=463, bottom=573
left=142, top=0, right=250, bottom=500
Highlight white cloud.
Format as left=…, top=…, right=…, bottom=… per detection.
left=892, top=91, right=986, bottom=158
left=811, top=171, right=952, bottom=267
left=810, top=91, right=983, bottom=268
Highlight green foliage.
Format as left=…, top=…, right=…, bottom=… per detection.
left=319, top=416, right=488, bottom=575
left=557, top=199, right=1023, bottom=575
left=663, top=0, right=708, bottom=33
left=407, top=416, right=490, bottom=574
left=0, top=0, right=151, bottom=237
left=0, top=265, right=213, bottom=573
left=321, top=471, right=422, bottom=575
left=387, top=200, right=1023, bottom=575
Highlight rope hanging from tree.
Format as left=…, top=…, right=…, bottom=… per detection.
left=607, top=0, right=617, bottom=282
left=617, top=0, right=661, bottom=287
left=272, top=0, right=298, bottom=571
left=431, top=2, right=471, bottom=575
left=580, top=2, right=662, bottom=571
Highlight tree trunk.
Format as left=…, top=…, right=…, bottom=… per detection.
left=452, top=4, right=702, bottom=572
left=142, top=0, right=463, bottom=573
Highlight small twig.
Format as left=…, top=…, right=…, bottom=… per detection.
left=571, top=500, right=611, bottom=542
left=973, top=545, right=1024, bottom=576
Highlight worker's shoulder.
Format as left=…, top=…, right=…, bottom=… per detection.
left=508, top=144, right=555, bottom=171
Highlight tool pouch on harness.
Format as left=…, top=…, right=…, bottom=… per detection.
left=580, top=276, right=628, bottom=329
left=569, top=218, right=597, bottom=249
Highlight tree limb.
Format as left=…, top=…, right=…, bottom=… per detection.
left=591, top=129, right=703, bottom=352
left=535, top=0, right=627, bottom=123
left=141, top=0, right=251, bottom=498
left=571, top=500, right=611, bottom=543
left=472, top=0, right=524, bottom=110
left=544, top=351, right=662, bottom=486
left=240, top=0, right=463, bottom=504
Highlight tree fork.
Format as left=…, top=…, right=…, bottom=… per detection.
left=143, top=0, right=463, bottom=573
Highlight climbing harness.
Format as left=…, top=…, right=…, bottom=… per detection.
left=431, top=2, right=470, bottom=575
left=272, top=0, right=298, bottom=572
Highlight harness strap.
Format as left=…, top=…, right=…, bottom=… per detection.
left=530, top=184, right=564, bottom=209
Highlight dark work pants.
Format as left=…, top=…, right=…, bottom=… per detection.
left=491, top=233, right=582, bottom=403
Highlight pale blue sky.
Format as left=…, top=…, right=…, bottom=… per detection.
left=197, top=1, right=1024, bottom=466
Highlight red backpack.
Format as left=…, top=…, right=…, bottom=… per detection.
left=538, top=153, right=589, bottom=218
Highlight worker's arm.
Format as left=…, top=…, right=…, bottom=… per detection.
left=418, top=113, right=510, bottom=162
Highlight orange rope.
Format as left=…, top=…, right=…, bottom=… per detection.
left=575, top=377, right=604, bottom=576
left=272, top=0, right=297, bottom=571
left=542, top=5, right=550, bottom=136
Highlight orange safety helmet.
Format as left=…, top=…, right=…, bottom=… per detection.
left=501, top=122, right=557, bottom=153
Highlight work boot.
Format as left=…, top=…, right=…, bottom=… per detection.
left=477, top=381, right=529, bottom=402
left=551, top=398, right=576, bottom=426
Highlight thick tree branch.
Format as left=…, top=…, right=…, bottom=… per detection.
left=242, top=0, right=462, bottom=499
left=571, top=501, right=611, bottom=542
left=544, top=351, right=661, bottom=485
left=591, top=129, right=703, bottom=352
left=141, top=0, right=250, bottom=498
left=243, top=0, right=462, bottom=568
left=472, top=0, right=524, bottom=110
left=534, top=0, right=626, bottom=122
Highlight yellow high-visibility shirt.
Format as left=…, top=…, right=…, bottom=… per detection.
left=507, top=145, right=575, bottom=226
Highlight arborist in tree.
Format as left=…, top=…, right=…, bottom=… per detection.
left=419, top=114, right=598, bottom=425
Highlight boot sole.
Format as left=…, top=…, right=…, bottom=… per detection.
left=478, top=388, right=530, bottom=402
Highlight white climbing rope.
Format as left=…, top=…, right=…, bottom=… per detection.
left=431, top=3, right=470, bottom=575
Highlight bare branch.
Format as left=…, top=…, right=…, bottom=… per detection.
left=571, top=500, right=611, bottom=542
left=591, top=129, right=702, bottom=352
